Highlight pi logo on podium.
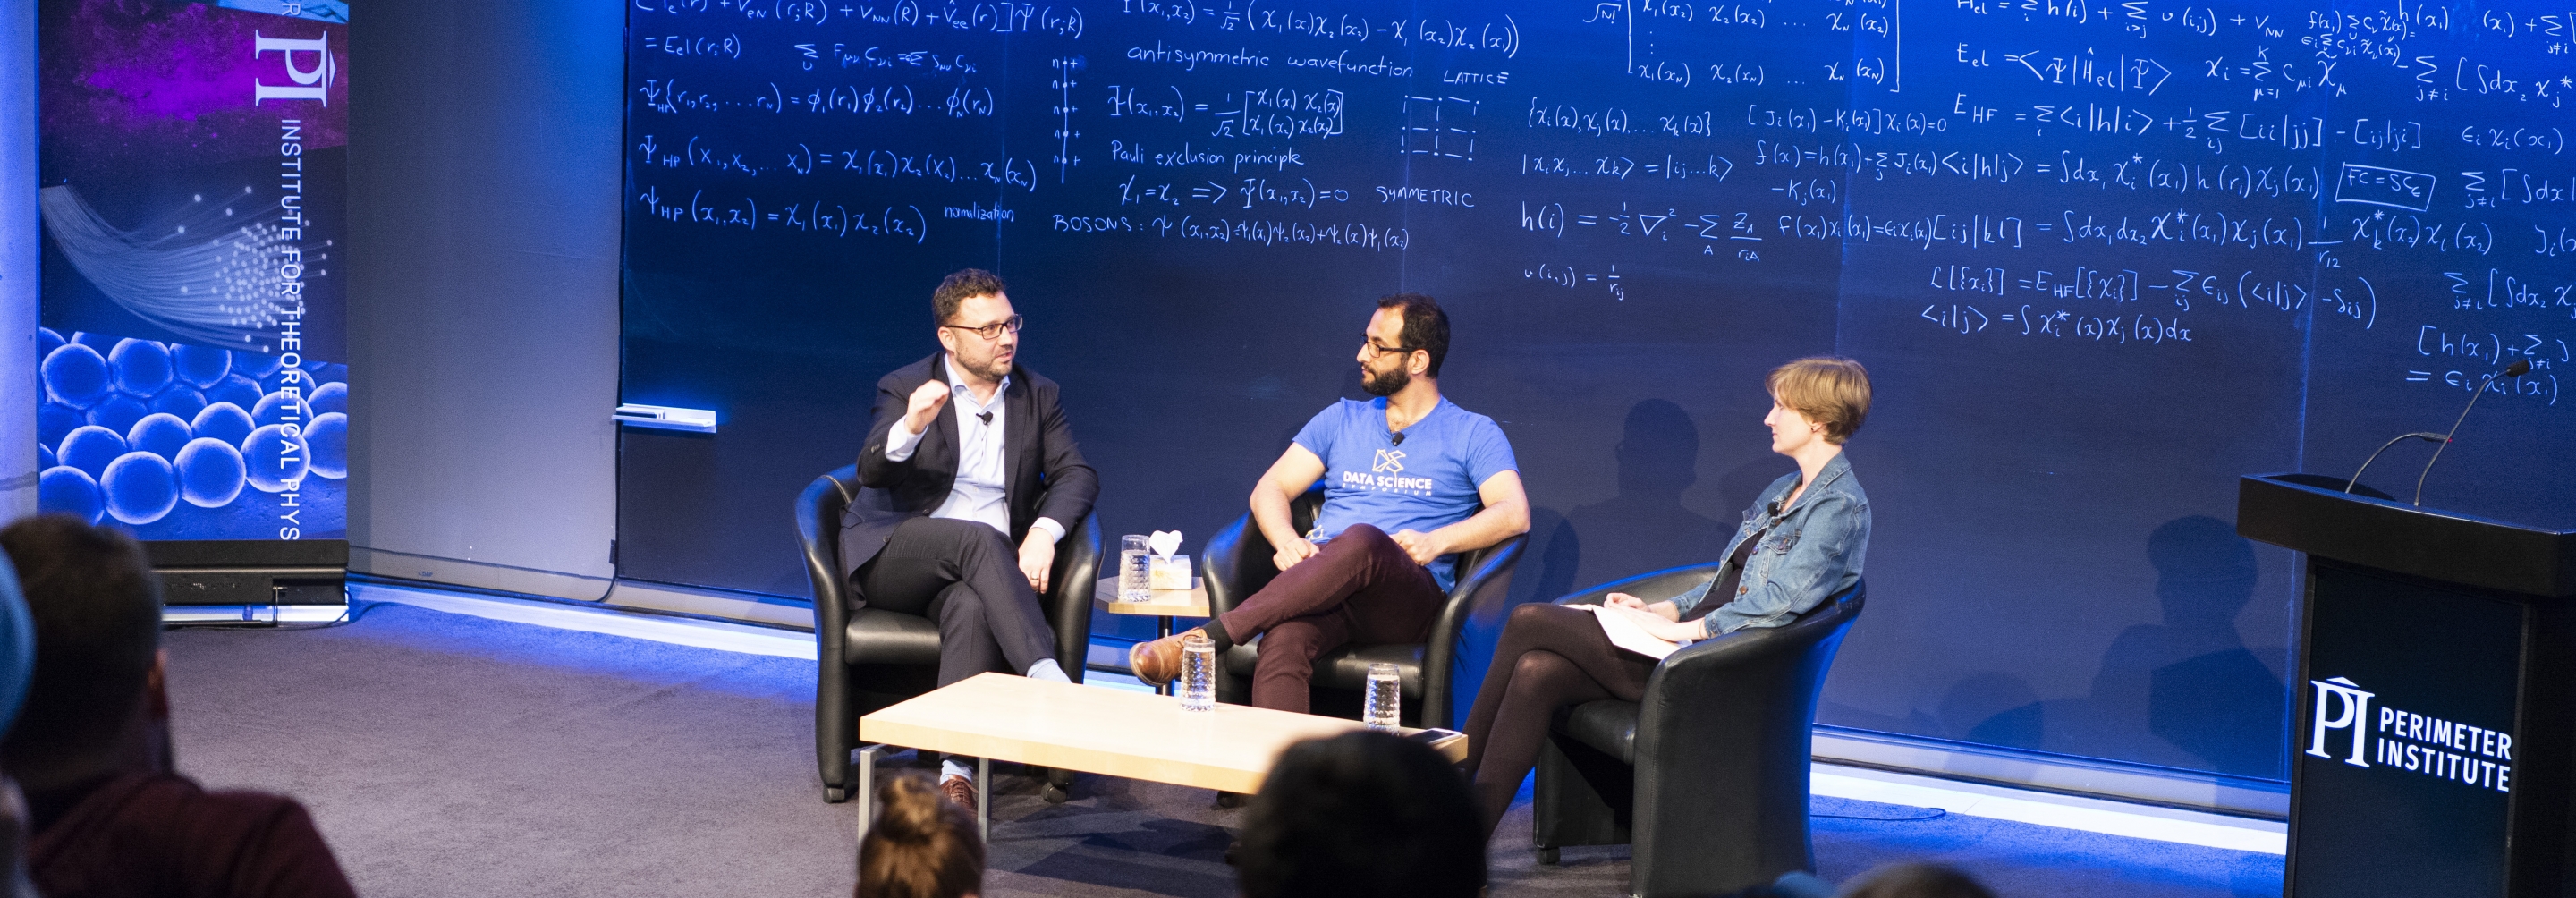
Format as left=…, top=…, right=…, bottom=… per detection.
left=2307, top=676, right=2375, bottom=767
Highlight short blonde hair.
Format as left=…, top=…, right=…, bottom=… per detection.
left=1765, top=357, right=1871, bottom=444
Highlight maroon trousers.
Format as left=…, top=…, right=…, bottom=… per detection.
left=1459, top=602, right=1659, bottom=841
left=1216, top=524, right=1447, bottom=715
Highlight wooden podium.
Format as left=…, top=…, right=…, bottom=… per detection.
left=2238, top=474, right=2576, bottom=898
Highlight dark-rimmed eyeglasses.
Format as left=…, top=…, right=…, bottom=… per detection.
left=942, top=315, right=1024, bottom=341
left=1360, top=339, right=1414, bottom=359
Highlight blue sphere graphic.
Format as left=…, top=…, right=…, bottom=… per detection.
left=38, top=403, right=84, bottom=447
left=170, top=343, right=233, bottom=388
left=127, top=413, right=193, bottom=461
left=191, top=402, right=256, bottom=447
left=38, top=328, right=63, bottom=358
left=206, top=374, right=263, bottom=412
left=309, top=381, right=348, bottom=416
left=108, top=339, right=174, bottom=397
left=241, top=424, right=310, bottom=493
left=38, top=445, right=55, bottom=470
left=230, top=350, right=284, bottom=379
left=37, top=467, right=104, bottom=525
left=85, top=394, right=148, bottom=435
left=175, top=437, right=248, bottom=508
left=40, top=343, right=112, bottom=409
left=252, top=389, right=312, bottom=428
left=101, top=452, right=179, bottom=525
left=57, top=426, right=129, bottom=478
left=70, top=332, right=114, bottom=350
left=306, top=412, right=348, bottom=479
left=150, top=387, right=208, bottom=421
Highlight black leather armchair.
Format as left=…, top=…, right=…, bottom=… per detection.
left=1532, top=566, right=1865, bottom=897
left=797, top=464, right=1102, bottom=802
left=1198, top=490, right=1525, bottom=728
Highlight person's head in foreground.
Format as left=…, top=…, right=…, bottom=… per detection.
left=857, top=773, right=985, bottom=898
left=0, top=541, right=40, bottom=898
left=1839, top=861, right=1995, bottom=898
left=1764, top=356, right=1870, bottom=459
left=0, top=515, right=165, bottom=797
left=1237, top=730, right=1483, bottom=898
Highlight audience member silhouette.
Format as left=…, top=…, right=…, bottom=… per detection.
left=0, top=550, right=42, bottom=898
left=857, top=773, right=984, bottom=898
left=1, top=515, right=357, bottom=898
left=1837, top=862, right=1996, bottom=898
left=1235, top=730, right=1482, bottom=898
left=1769, top=861, right=1996, bottom=898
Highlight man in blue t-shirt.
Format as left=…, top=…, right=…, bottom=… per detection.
left=1131, top=293, right=1530, bottom=714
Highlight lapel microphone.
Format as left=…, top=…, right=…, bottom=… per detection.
left=977, top=411, right=993, bottom=425
left=1390, top=431, right=1405, bottom=445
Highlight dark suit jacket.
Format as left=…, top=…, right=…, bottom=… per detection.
left=837, top=353, right=1098, bottom=600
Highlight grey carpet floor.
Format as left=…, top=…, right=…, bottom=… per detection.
left=160, top=601, right=2282, bottom=897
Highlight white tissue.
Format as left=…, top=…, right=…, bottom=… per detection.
left=1148, top=529, right=1183, bottom=557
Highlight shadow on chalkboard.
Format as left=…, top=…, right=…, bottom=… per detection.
left=1524, top=400, right=1735, bottom=605
left=2127, top=515, right=2287, bottom=778
left=1970, top=515, right=2288, bottom=778
left=1827, top=516, right=2291, bottom=780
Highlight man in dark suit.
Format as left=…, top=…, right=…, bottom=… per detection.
left=838, top=268, right=1098, bottom=807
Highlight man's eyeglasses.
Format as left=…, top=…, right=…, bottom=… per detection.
left=942, top=315, right=1024, bottom=341
left=1360, top=340, right=1414, bottom=359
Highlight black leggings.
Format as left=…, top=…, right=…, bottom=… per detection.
left=1459, top=603, right=1658, bottom=842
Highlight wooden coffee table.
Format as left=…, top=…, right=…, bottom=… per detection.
left=854, top=673, right=1466, bottom=841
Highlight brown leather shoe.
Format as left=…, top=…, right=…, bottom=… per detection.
left=1128, top=630, right=1193, bottom=686
left=939, top=774, right=976, bottom=811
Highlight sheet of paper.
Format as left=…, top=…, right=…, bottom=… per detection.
left=1572, top=604, right=1686, bottom=660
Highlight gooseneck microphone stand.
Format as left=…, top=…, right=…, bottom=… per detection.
left=2407, top=360, right=2531, bottom=506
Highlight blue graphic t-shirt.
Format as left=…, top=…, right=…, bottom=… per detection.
left=1293, top=397, right=1518, bottom=591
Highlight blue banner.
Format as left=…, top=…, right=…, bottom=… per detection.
left=37, top=0, right=348, bottom=539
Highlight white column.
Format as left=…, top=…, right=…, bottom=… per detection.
left=0, top=0, right=39, bottom=520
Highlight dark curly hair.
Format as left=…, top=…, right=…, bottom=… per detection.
left=932, top=269, right=1008, bottom=326
left=1375, top=292, right=1450, bottom=377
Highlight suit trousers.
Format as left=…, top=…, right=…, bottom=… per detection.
left=856, top=517, right=1057, bottom=688
left=1215, top=524, right=1446, bottom=715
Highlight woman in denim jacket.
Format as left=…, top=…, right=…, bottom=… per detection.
left=1457, top=357, right=1872, bottom=843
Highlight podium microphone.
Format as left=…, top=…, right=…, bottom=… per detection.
left=2344, top=431, right=2446, bottom=496
left=2410, top=359, right=2531, bottom=506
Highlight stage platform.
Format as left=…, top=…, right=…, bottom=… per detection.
left=159, top=586, right=2288, bottom=897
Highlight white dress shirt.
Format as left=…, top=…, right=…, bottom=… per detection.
left=882, top=360, right=1067, bottom=546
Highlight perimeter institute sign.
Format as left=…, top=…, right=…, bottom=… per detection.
left=2307, top=676, right=2514, bottom=795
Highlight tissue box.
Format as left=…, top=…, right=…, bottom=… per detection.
left=1149, top=555, right=1191, bottom=590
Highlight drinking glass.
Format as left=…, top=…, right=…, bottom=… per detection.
left=1120, top=534, right=1151, bottom=601
left=1363, top=663, right=1402, bottom=730
left=1180, top=634, right=1216, bottom=712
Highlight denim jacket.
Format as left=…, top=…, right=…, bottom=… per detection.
left=1670, top=452, right=1869, bottom=634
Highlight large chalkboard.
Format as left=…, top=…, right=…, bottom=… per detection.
left=619, top=0, right=2576, bottom=778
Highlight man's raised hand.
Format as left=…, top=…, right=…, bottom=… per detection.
left=902, top=380, right=950, bottom=433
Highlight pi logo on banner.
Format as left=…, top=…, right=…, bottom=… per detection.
left=253, top=30, right=335, bottom=105
left=2307, top=676, right=2375, bottom=768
